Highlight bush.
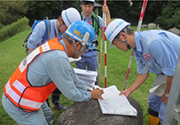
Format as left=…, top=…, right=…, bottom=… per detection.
left=155, top=2, right=180, bottom=30
left=0, top=17, right=30, bottom=42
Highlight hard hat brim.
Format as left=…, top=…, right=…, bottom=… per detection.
left=110, top=43, right=114, bottom=48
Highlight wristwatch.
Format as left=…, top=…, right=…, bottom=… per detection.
left=164, top=93, right=169, bottom=98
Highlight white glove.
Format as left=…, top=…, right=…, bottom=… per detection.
left=69, top=57, right=82, bottom=63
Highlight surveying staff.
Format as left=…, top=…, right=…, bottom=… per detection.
left=76, top=0, right=111, bottom=74
left=105, top=19, right=180, bottom=125
left=2, top=20, right=104, bottom=125
left=27, top=7, right=81, bottom=110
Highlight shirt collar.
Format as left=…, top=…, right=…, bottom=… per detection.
left=134, top=32, right=142, bottom=52
left=82, top=13, right=92, bottom=21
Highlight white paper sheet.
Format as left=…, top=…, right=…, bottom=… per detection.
left=73, top=68, right=97, bottom=77
left=73, top=68, right=97, bottom=90
left=98, top=85, right=137, bottom=116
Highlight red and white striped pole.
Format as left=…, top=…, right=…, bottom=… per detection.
left=123, top=0, right=148, bottom=90
left=97, top=0, right=106, bottom=86
left=104, top=0, right=107, bottom=88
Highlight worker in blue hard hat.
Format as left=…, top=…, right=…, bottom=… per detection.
left=2, top=20, right=104, bottom=125
left=26, top=7, right=82, bottom=111
left=105, top=18, right=180, bottom=125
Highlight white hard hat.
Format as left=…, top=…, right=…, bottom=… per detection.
left=105, top=19, right=130, bottom=48
left=61, top=7, right=81, bottom=27
left=80, top=0, right=95, bottom=3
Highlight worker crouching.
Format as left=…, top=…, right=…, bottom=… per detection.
left=2, top=20, right=104, bottom=125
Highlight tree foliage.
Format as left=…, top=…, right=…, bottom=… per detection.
left=25, top=0, right=82, bottom=26
left=155, top=1, right=180, bottom=29
left=0, top=1, right=180, bottom=30
left=143, top=1, right=167, bottom=24
left=0, top=1, right=28, bottom=29
left=25, top=1, right=63, bottom=26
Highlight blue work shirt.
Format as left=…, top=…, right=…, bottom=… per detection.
left=27, top=39, right=91, bottom=101
left=82, top=14, right=102, bottom=57
left=27, top=19, right=64, bottom=49
left=133, top=30, right=180, bottom=76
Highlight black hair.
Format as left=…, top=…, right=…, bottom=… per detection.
left=114, top=26, right=134, bottom=41
left=114, top=26, right=134, bottom=39
left=57, top=15, right=61, bottom=20
left=57, top=16, right=66, bottom=25
left=125, top=26, right=134, bottom=35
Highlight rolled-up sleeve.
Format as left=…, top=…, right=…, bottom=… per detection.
left=45, top=51, right=91, bottom=102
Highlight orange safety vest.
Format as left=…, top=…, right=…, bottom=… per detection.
left=4, top=38, right=65, bottom=112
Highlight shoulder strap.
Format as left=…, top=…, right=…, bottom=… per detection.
left=43, top=17, right=51, bottom=41
left=81, top=11, right=84, bottom=20
left=31, top=20, right=41, bottom=31
left=91, top=12, right=99, bottom=35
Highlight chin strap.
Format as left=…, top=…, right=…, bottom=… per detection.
left=116, top=38, right=131, bottom=50
left=73, top=32, right=90, bottom=58
left=72, top=39, right=87, bottom=58
left=116, top=28, right=131, bottom=50
left=124, top=39, right=131, bottom=50
left=123, top=29, right=131, bottom=50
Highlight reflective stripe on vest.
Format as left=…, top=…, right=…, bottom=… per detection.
left=4, top=38, right=65, bottom=112
left=5, top=80, right=42, bottom=111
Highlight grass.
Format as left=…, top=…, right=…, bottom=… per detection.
left=0, top=30, right=28, bottom=125
left=0, top=28, right=156, bottom=125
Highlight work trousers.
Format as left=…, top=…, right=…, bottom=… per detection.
left=2, top=94, right=53, bottom=125
left=148, top=77, right=167, bottom=124
left=75, top=53, right=98, bottom=71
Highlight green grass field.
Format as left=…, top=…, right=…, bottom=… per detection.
left=0, top=28, right=156, bottom=125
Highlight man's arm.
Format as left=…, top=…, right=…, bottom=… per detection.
left=161, top=76, right=174, bottom=103
left=164, top=76, right=174, bottom=95
left=46, top=51, right=103, bottom=101
left=27, top=22, right=46, bottom=51
left=120, top=73, right=149, bottom=97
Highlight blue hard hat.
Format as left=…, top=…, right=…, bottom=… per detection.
left=65, top=20, right=95, bottom=49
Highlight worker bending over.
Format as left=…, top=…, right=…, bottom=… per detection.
left=2, top=20, right=104, bottom=125
left=105, top=18, right=180, bottom=125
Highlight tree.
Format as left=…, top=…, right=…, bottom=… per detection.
left=0, top=1, right=28, bottom=29
left=103, top=1, right=144, bottom=25
left=1, top=0, right=179, bottom=30
left=142, top=1, right=167, bottom=24
left=25, top=1, right=63, bottom=26
left=155, top=1, right=180, bottom=29
left=25, top=0, right=82, bottom=26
